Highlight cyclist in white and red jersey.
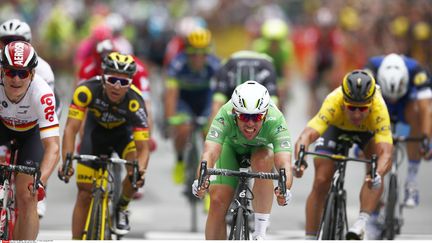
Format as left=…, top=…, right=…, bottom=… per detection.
left=0, top=18, right=59, bottom=218
left=0, top=41, right=60, bottom=240
left=0, top=19, right=57, bottom=105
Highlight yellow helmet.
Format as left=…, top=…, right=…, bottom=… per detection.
left=342, top=70, right=376, bottom=103
left=186, top=27, right=212, bottom=48
left=102, top=52, right=136, bottom=77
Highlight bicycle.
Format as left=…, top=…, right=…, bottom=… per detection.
left=182, top=116, right=207, bottom=232
left=296, top=141, right=378, bottom=240
left=379, top=135, right=426, bottom=240
left=60, top=153, right=139, bottom=240
left=197, top=160, right=287, bottom=240
left=0, top=140, right=41, bottom=240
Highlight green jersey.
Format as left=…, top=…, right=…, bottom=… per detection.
left=206, top=102, right=292, bottom=153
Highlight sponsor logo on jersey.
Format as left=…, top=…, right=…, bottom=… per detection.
left=209, top=129, right=219, bottom=138
left=275, top=125, right=287, bottom=134
left=40, top=93, right=55, bottom=122
left=216, top=117, right=225, bottom=126
left=280, top=140, right=291, bottom=149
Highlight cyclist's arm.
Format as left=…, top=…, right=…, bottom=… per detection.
left=209, top=92, right=227, bottom=125
left=197, top=140, right=222, bottom=178
left=40, top=135, right=60, bottom=184
left=417, top=96, right=432, bottom=138
left=295, top=126, right=321, bottom=159
left=62, top=117, right=82, bottom=163
left=164, top=78, right=179, bottom=121
left=374, top=142, right=393, bottom=177
left=274, top=151, right=293, bottom=189
left=134, top=139, right=150, bottom=173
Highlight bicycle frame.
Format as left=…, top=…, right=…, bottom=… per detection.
left=198, top=160, right=286, bottom=240
left=296, top=144, right=378, bottom=240
left=0, top=140, right=39, bottom=240
left=380, top=135, right=425, bottom=240
left=62, top=154, right=139, bottom=240
left=82, top=166, right=111, bottom=240
left=183, top=116, right=206, bottom=232
left=228, top=167, right=254, bottom=240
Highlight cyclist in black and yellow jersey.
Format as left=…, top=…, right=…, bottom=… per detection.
left=293, top=70, right=393, bottom=240
left=59, top=52, right=149, bottom=239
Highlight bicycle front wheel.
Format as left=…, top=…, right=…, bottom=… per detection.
left=230, top=207, right=249, bottom=240
left=85, top=190, right=111, bottom=240
left=318, top=192, right=337, bottom=240
left=384, top=174, right=397, bottom=240
left=0, top=208, right=10, bottom=240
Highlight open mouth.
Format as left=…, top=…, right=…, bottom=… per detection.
left=244, top=127, right=256, bottom=134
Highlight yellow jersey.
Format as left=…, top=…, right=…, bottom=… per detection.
left=307, top=87, right=393, bottom=144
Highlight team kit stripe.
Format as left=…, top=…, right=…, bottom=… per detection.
left=40, top=124, right=60, bottom=132
left=1, top=119, right=38, bottom=131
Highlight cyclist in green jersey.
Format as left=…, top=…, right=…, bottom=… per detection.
left=193, top=81, right=293, bottom=240
left=252, top=18, right=295, bottom=112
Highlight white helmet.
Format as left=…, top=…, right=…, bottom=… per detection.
left=377, top=53, right=409, bottom=99
left=105, top=13, right=125, bottom=34
left=0, top=19, right=32, bottom=42
left=231, top=81, right=270, bottom=114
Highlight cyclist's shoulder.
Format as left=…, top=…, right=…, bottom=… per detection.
left=230, top=50, right=274, bottom=64
left=30, top=75, right=53, bottom=97
left=323, top=87, right=344, bottom=104
left=35, top=56, right=55, bottom=82
left=126, top=84, right=146, bottom=102
left=205, top=54, right=221, bottom=68
left=74, top=77, right=102, bottom=94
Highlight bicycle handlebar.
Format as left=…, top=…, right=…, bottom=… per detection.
left=296, top=144, right=378, bottom=178
left=62, top=153, right=140, bottom=188
left=0, top=164, right=37, bottom=175
left=197, top=161, right=287, bottom=195
left=0, top=163, right=42, bottom=195
left=393, top=135, right=428, bottom=151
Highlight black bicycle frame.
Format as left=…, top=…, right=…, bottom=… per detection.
left=296, top=143, right=378, bottom=240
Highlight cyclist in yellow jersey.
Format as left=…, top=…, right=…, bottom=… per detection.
left=294, top=70, right=393, bottom=240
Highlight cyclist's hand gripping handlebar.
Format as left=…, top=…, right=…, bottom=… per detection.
left=193, top=161, right=209, bottom=199
left=366, top=154, right=381, bottom=189
left=294, top=145, right=308, bottom=178
left=131, top=160, right=140, bottom=189
left=28, top=168, right=45, bottom=201
left=275, top=168, right=291, bottom=206
left=59, top=153, right=74, bottom=183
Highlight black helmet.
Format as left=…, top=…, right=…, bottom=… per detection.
left=101, top=52, right=136, bottom=77
left=342, top=70, right=376, bottom=103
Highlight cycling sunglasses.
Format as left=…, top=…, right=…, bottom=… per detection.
left=0, top=36, right=26, bottom=45
left=104, top=75, right=132, bottom=87
left=235, top=112, right=266, bottom=122
left=345, top=104, right=370, bottom=112
left=3, top=68, right=31, bottom=79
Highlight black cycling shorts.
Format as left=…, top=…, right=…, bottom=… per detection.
left=315, top=125, right=374, bottom=154
left=0, top=123, right=43, bottom=168
left=79, top=117, right=136, bottom=169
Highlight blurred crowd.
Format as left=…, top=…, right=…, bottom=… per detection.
left=0, top=0, right=430, bottom=101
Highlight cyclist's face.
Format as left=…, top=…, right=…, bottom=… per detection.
left=236, top=113, right=265, bottom=140
left=187, top=48, right=207, bottom=71
left=103, top=72, right=131, bottom=104
left=2, top=68, right=34, bottom=102
left=343, top=101, right=371, bottom=125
